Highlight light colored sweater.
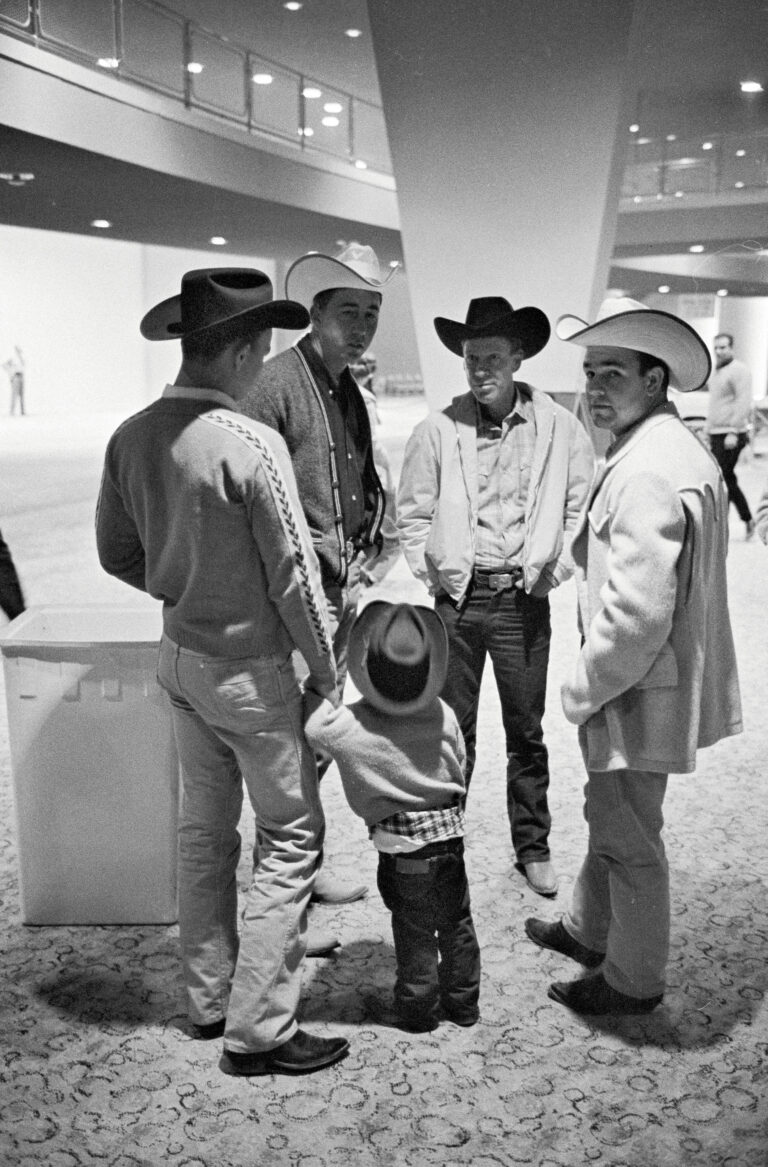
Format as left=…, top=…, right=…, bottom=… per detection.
left=706, top=357, right=753, bottom=433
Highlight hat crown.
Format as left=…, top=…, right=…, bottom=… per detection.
left=175, top=268, right=274, bottom=335
left=370, top=605, right=430, bottom=668
left=595, top=296, right=647, bottom=321
left=332, top=242, right=384, bottom=284
left=464, top=297, right=516, bottom=330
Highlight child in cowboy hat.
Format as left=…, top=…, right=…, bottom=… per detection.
left=304, top=601, right=481, bottom=1032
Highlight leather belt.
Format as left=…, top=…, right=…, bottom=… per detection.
left=473, top=567, right=523, bottom=592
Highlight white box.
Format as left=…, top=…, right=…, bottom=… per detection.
left=0, top=606, right=178, bottom=925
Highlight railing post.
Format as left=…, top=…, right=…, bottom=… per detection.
left=182, top=19, right=192, bottom=109
left=298, top=73, right=306, bottom=151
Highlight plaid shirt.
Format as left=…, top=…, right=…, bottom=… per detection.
left=475, top=389, right=536, bottom=569
left=372, top=803, right=465, bottom=850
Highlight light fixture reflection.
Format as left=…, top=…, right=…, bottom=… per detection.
left=210, top=236, right=227, bottom=246
left=91, top=219, right=112, bottom=229
left=97, top=57, right=120, bottom=69
left=187, top=62, right=204, bottom=74
left=716, top=288, right=729, bottom=297
left=689, top=244, right=704, bottom=253
left=302, top=87, right=321, bottom=99
left=740, top=80, right=764, bottom=93
left=253, top=73, right=273, bottom=85
left=658, top=286, right=670, bottom=294
left=345, top=28, right=362, bottom=37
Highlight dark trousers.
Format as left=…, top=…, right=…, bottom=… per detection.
left=0, top=527, right=24, bottom=621
left=436, top=585, right=551, bottom=864
left=710, top=432, right=752, bottom=523
left=377, top=838, right=481, bottom=1026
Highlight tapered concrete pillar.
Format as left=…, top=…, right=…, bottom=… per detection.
left=368, top=0, right=637, bottom=409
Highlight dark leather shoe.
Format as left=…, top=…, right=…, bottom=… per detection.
left=363, top=995, right=439, bottom=1033
left=548, top=971, right=663, bottom=1015
left=516, top=860, right=559, bottom=897
left=525, top=917, right=604, bottom=968
left=311, top=872, right=368, bottom=904
left=219, top=1028, right=349, bottom=1076
left=192, top=1018, right=226, bottom=1040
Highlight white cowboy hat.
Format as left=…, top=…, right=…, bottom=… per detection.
left=285, top=243, right=398, bottom=307
left=347, top=601, right=448, bottom=716
left=556, top=296, right=711, bottom=392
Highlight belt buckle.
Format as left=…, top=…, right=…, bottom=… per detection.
left=488, top=572, right=513, bottom=591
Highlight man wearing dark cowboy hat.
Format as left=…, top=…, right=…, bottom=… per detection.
left=397, top=297, right=593, bottom=898
left=526, top=297, right=742, bottom=1016
left=96, top=268, right=349, bottom=1076
left=241, top=242, right=400, bottom=906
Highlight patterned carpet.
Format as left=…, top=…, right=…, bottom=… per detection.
left=0, top=408, right=766, bottom=1165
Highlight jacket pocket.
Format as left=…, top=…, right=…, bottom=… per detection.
left=635, top=644, right=678, bottom=689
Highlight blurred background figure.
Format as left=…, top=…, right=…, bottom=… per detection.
left=705, top=332, right=755, bottom=539
left=350, top=350, right=399, bottom=586
left=2, top=346, right=26, bottom=416
left=0, top=525, right=25, bottom=621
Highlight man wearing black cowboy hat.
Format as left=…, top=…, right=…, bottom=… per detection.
left=397, top=297, right=593, bottom=898
left=96, top=268, right=349, bottom=1076
left=526, top=298, right=742, bottom=1015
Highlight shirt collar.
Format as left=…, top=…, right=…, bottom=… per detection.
left=162, top=384, right=238, bottom=409
left=475, top=383, right=533, bottom=428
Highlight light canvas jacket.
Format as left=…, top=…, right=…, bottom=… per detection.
left=561, top=401, right=743, bottom=774
left=396, top=385, right=594, bottom=601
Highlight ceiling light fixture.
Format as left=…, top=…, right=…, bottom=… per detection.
left=91, top=219, right=111, bottom=228
left=210, top=236, right=227, bottom=245
left=97, top=57, right=120, bottom=69
left=298, top=126, right=314, bottom=137
left=354, top=159, right=368, bottom=169
left=321, top=116, right=340, bottom=127
left=187, top=62, right=204, bottom=74
left=666, top=134, right=677, bottom=142
left=689, top=244, right=704, bottom=253
left=302, top=86, right=321, bottom=99
left=324, top=102, right=343, bottom=113
left=702, top=141, right=713, bottom=150
left=629, top=123, right=639, bottom=133
left=675, top=190, right=684, bottom=198
left=735, top=181, right=745, bottom=188
left=253, top=73, right=273, bottom=85
left=716, top=288, right=729, bottom=297
left=658, top=286, right=670, bottom=294
left=637, top=137, right=651, bottom=145
left=736, top=149, right=746, bottom=157
left=345, top=28, right=362, bottom=38
left=284, top=2, right=302, bottom=10
left=740, top=80, right=763, bottom=93
left=1, top=172, right=34, bottom=186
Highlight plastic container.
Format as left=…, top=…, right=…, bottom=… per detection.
left=0, top=606, right=178, bottom=925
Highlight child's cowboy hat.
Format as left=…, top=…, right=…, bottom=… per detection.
left=348, top=602, right=449, bottom=716
left=140, top=268, right=309, bottom=341
left=556, top=296, right=711, bottom=392
left=434, top=296, right=551, bottom=359
left=285, top=243, right=398, bottom=307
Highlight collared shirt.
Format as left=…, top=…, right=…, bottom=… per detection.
left=298, top=335, right=367, bottom=542
left=474, top=389, right=536, bottom=569
left=371, top=804, right=465, bottom=853
left=162, top=384, right=237, bottom=409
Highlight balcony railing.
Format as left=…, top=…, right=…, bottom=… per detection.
left=621, top=127, right=768, bottom=205
left=0, top=0, right=393, bottom=176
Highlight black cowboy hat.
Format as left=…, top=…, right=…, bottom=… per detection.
left=140, top=268, right=309, bottom=341
left=434, top=296, right=551, bottom=359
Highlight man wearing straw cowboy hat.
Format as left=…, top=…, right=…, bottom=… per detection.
left=526, top=297, right=742, bottom=1015
left=242, top=242, right=399, bottom=907
left=397, top=297, right=594, bottom=899
left=97, top=268, right=349, bottom=1075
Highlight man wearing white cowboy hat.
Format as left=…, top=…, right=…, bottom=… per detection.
left=397, top=296, right=594, bottom=899
left=242, top=242, right=400, bottom=907
left=97, top=268, right=349, bottom=1076
left=526, top=297, right=743, bottom=1016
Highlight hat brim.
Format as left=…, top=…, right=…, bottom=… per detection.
left=556, top=310, right=711, bottom=392
left=140, top=296, right=309, bottom=341
left=347, top=601, right=448, bottom=716
left=285, top=253, right=397, bottom=308
left=434, top=306, right=550, bottom=359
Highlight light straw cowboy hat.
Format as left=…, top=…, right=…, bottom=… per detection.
left=140, top=268, right=309, bottom=341
left=285, top=242, right=398, bottom=307
left=434, top=296, right=551, bottom=359
left=556, top=296, right=711, bottom=392
left=347, top=602, right=449, bottom=716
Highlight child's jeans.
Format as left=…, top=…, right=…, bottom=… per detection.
left=377, top=837, right=481, bottom=1027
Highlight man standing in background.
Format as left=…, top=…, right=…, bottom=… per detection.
left=705, top=331, right=754, bottom=538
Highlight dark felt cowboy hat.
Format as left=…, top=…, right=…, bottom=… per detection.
left=556, top=297, right=711, bottom=392
left=347, top=602, right=449, bottom=716
left=140, top=268, right=309, bottom=341
left=434, top=296, right=551, bottom=359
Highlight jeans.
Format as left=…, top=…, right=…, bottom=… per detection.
left=710, top=432, right=752, bottom=523
left=377, top=838, right=481, bottom=1026
left=436, top=585, right=552, bottom=863
left=565, top=768, right=669, bottom=998
left=157, top=635, right=324, bottom=1053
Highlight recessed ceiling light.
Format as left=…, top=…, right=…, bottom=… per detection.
left=1, top=172, right=34, bottom=185
left=97, top=57, right=120, bottom=68
left=735, top=181, right=745, bottom=189
left=324, top=102, right=343, bottom=113
left=298, top=126, right=314, bottom=137
left=716, top=288, right=729, bottom=297
left=637, top=137, right=650, bottom=145
left=702, top=141, right=713, bottom=150
left=253, top=73, right=273, bottom=85
left=633, top=195, right=642, bottom=203
left=284, top=2, right=302, bottom=10
left=740, top=80, right=763, bottom=93
left=689, top=244, right=704, bottom=253
left=666, top=134, right=677, bottom=142
left=675, top=190, right=684, bottom=198
left=210, top=236, right=227, bottom=245
left=658, top=285, right=670, bottom=294
left=736, top=149, right=746, bottom=157
left=91, top=219, right=111, bottom=228
left=345, top=28, right=362, bottom=38
left=629, top=123, right=640, bottom=133
left=302, top=86, right=321, bottom=99
left=354, top=159, right=368, bottom=169
left=187, top=62, right=203, bottom=74
left=321, top=116, right=340, bottom=127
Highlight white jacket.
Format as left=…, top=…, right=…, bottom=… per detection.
left=396, top=386, right=594, bottom=601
